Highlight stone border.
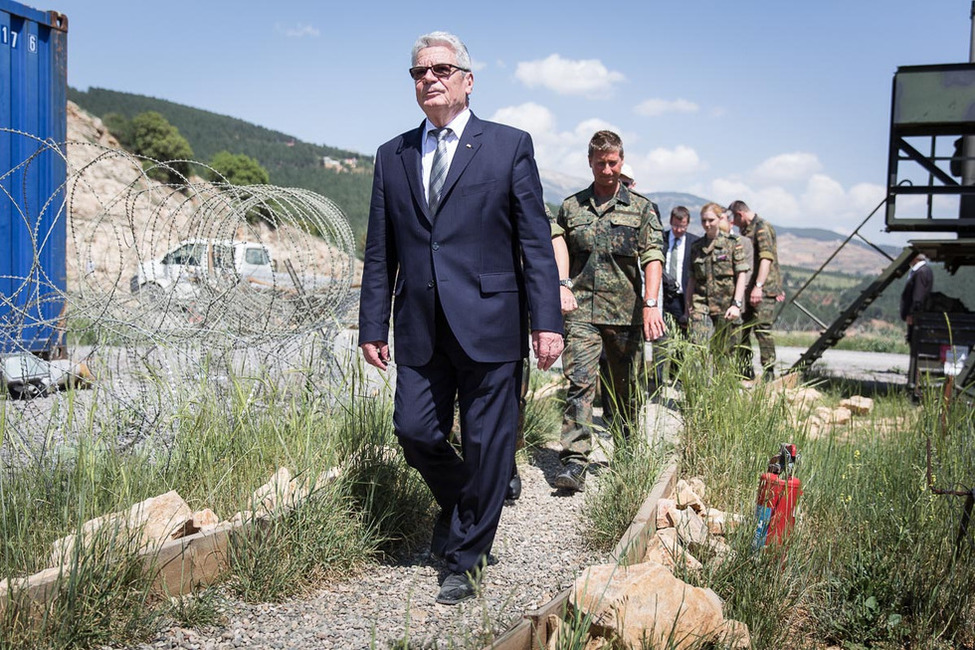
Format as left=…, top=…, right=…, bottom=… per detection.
left=488, top=460, right=678, bottom=650
left=1, top=518, right=248, bottom=613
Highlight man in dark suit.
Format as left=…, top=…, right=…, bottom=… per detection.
left=661, top=206, right=698, bottom=328
left=358, top=31, right=564, bottom=605
left=652, top=206, right=698, bottom=387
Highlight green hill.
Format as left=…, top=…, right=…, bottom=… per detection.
left=68, top=87, right=375, bottom=250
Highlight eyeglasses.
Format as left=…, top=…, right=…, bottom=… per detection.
left=409, top=63, right=470, bottom=81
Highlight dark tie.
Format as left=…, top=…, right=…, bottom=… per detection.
left=667, top=236, right=681, bottom=280
left=428, top=127, right=451, bottom=214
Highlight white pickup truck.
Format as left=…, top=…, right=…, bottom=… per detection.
left=130, top=239, right=276, bottom=300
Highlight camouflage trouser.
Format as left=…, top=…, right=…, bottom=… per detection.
left=561, top=321, right=645, bottom=466
left=740, top=296, right=777, bottom=378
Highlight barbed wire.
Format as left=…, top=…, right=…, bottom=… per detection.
left=0, top=128, right=359, bottom=466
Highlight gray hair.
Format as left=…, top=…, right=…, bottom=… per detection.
left=411, top=31, right=472, bottom=71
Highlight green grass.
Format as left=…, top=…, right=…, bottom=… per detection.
left=673, top=341, right=975, bottom=648
left=583, top=436, right=667, bottom=552
left=0, top=358, right=431, bottom=647
left=0, top=355, right=579, bottom=648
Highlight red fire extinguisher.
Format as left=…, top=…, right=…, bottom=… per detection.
left=753, top=443, right=802, bottom=549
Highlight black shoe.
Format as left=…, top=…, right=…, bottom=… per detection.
left=436, top=572, right=477, bottom=605
left=507, top=466, right=522, bottom=501
left=554, top=463, right=586, bottom=492
left=430, top=510, right=451, bottom=559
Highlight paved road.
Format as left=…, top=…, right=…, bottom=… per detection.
left=775, top=346, right=909, bottom=385
left=338, top=329, right=911, bottom=389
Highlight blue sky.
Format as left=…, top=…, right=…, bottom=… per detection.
left=45, top=0, right=974, bottom=238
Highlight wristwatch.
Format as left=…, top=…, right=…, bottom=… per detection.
left=732, top=299, right=743, bottom=309
left=645, top=298, right=658, bottom=308
left=755, top=282, right=764, bottom=288
left=559, top=278, right=573, bottom=289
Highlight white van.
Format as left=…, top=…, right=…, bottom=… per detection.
left=130, top=239, right=275, bottom=299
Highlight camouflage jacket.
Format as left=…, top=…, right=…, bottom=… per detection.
left=552, top=184, right=664, bottom=326
left=688, top=232, right=750, bottom=316
left=739, top=214, right=782, bottom=296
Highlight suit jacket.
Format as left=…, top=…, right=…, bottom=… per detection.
left=900, top=262, right=934, bottom=321
left=662, top=230, right=698, bottom=293
left=662, top=230, right=699, bottom=321
left=358, top=113, right=563, bottom=366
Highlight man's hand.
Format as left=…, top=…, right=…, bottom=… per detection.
left=360, top=341, right=390, bottom=371
left=724, top=304, right=742, bottom=321
left=749, top=286, right=763, bottom=307
left=643, top=307, right=665, bottom=341
left=560, top=286, right=578, bottom=314
left=532, top=330, right=564, bottom=371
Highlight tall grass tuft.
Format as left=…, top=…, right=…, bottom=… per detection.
left=675, top=342, right=975, bottom=648
left=1, top=526, right=161, bottom=650
left=332, top=363, right=435, bottom=556
left=228, top=480, right=372, bottom=602
left=0, top=357, right=421, bottom=646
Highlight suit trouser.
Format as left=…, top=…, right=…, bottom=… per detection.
left=393, top=306, right=520, bottom=575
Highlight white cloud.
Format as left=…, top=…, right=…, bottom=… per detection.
left=276, top=23, right=320, bottom=38
left=701, top=174, right=886, bottom=232
left=514, top=54, right=625, bottom=97
left=489, top=103, right=619, bottom=176
left=490, top=102, right=556, bottom=136
left=634, top=98, right=699, bottom=117
left=752, top=152, right=822, bottom=185
left=623, top=146, right=706, bottom=191
left=800, top=174, right=847, bottom=215
left=470, top=58, right=487, bottom=72
left=848, top=182, right=887, bottom=214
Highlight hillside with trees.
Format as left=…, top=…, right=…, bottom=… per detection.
left=67, top=87, right=975, bottom=331
left=68, top=87, right=374, bottom=248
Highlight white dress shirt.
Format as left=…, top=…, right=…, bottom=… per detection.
left=422, top=108, right=471, bottom=204
left=666, top=234, right=686, bottom=293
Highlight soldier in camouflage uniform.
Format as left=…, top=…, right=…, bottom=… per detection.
left=728, top=199, right=782, bottom=381
left=685, top=203, right=750, bottom=361
left=550, top=131, right=665, bottom=492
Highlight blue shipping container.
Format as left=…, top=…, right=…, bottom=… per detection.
left=0, top=0, right=67, bottom=358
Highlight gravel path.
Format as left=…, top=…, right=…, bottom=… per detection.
left=127, top=445, right=606, bottom=650
left=124, top=403, right=679, bottom=650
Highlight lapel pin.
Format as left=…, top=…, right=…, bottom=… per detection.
left=466, top=144, right=472, bottom=149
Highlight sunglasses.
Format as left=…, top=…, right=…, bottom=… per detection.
left=409, top=63, right=470, bottom=81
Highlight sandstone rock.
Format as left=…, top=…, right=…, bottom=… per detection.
left=814, top=405, right=834, bottom=423
left=251, top=467, right=293, bottom=514
left=572, top=562, right=726, bottom=649
left=229, top=510, right=254, bottom=527
left=831, top=406, right=852, bottom=425
left=767, top=372, right=799, bottom=392
left=645, top=529, right=702, bottom=571
left=701, top=538, right=733, bottom=568
left=655, top=498, right=677, bottom=529
left=172, top=508, right=221, bottom=539
left=785, top=387, right=823, bottom=409
left=669, top=507, right=710, bottom=549
left=686, top=476, right=707, bottom=500
left=840, top=396, right=873, bottom=415
left=674, top=480, right=705, bottom=513
left=702, top=508, right=726, bottom=536
left=717, top=619, right=751, bottom=649
left=49, top=490, right=192, bottom=567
